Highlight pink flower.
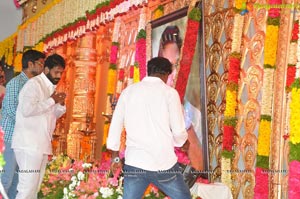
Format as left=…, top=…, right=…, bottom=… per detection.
left=174, top=148, right=190, bottom=165
left=289, top=160, right=300, bottom=199
left=254, top=168, right=269, bottom=199
left=110, top=45, right=118, bottom=64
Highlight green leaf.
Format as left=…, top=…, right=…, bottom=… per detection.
left=221, top=150, right=234, bottom=158
left=291, top=78, right=300, bottom=89
left=267, top=17, right=280, bottom=26
left=263, top=64, right=276, bottom=69
left=289, top=142, right=300, bottom=162
left=109, top=64, right=117, bottom=70
left=260, top=115, right=272, bottom=121
left=136, top=29, right=146, bottom=40
left=224, top=116, right=238, bottom=127
left=188, top=7, right=201, bottom=21
left=256, top=155, right=269, bottom=169
left=112, top=42, right=119, bottom=46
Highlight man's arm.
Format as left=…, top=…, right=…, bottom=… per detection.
left=106, top=93, right=125, bottom=151
left=3, top=80, right=19, bottom=118
left=106, top=93, right=126, bottom=175
left=19, top=81, right=56, bottom=117
left=168, top=89, right=188, bottom=147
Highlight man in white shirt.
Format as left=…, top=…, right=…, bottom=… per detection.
left=107, top=57, right=191, bottom=199
left=12, top=54, right=66, bottom=199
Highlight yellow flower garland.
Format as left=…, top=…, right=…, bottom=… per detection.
left=133, top=67, right=140, bottom=83
left=14, top=53, right=22, bottom=72
left=107, top=69, right=117, bottom=95
left=257, top=120, right=271, bottom=156
left=103, top=123, right=110, bottom=145
left=264, top=25, right=279, bottom=67
left=235, top=0, right=246, bottom=10
left=224, top=90, right=237, bottom=117
left=290, top=87, right=300, bottom=144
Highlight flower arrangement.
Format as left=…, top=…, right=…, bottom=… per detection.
left=175, top=7, right=201, bottom=102
left=38, top=152, right=123, bottom=199
left=153, top=5, right=164, bottom=20
left=254, top=0, right=282, bottom=198
left=220, top=0, right=245, bottom=186
left=288, top=15, right=300, bottom=196
left=135, top=29, right=146, bottom=81
left=38, top=149, right=202, bottom=199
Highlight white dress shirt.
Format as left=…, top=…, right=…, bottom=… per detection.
left=12, top=72, right=66, bottom=154
left=107, top=76, right=188, bottom=171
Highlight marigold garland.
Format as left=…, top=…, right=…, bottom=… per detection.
left=290, top=87, right=300, bottom=144
left=264, top=25, right=279, bottom=67
left=224, top=90, right=238, bottom=117
left=257, top=119, right=271, bottom=156
left=287, top=15, right=300, bottom=199
left=254, top=1, right=281, bottom=197
left=153, top=5, right=164, bottom=20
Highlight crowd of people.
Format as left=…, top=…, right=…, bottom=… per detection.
left=0, top=26, right=202, bottom=199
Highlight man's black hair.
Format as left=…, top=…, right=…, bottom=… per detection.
left=45, top=54, right=66, bottom=69
left=147, top=57, right=172, bottom=76
left=22, top=50, right=46, bottom=70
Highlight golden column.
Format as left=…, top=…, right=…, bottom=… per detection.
left=67, top=32, right=97, bottom=161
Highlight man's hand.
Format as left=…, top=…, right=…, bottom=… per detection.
left=51, top=91, right=66, bottom=105
left=110, top=150, right=123, bottom=177
left=111, top=160, right=123, bottom=176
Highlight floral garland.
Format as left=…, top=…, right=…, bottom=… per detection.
left=135, top=30, right=146, bottom=81
left=133, top=8, right=147, bottom=81
left=153, top=5, right=164, bottom=20
left=220, top=0, right=245, bottom=184
left=0, top=33, right=17, bottom=67
left=103, top=18, right=121, bottom=148
left=254, top=0, right=281, bottom=198
left=175, top=7, right=201, bottom=102
left=288, top=13, right=300, bottom=199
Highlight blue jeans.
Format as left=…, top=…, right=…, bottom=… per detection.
left=123, top=163, right=191, bottom=199
left=1, top=141, right=19, bottom=199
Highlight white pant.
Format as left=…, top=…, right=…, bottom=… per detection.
left=14, top=149, right=48, bottom=199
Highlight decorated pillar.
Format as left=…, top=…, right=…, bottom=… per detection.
left=67, top=32, right=97, bottom=161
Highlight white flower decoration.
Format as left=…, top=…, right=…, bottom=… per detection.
left=100, top=187, right=114, bottom=198
left=71, top=176, right=77, bottom=182
left=82, top=163, right=92, bottom=169
left=77, top=171, right=85, bottom=181
left=63, top=187, right=68, bottom=195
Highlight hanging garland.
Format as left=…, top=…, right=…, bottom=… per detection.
left=175, top=7, right=201, bottom=102
left=103, top=18, right=121, bottom=146
left=134, top=8, right=147, bottom=81
left=135, top=29, right=147, bottom=81
left=288, top=12, right=300, bottom=199
left=220, top=0, right=246, bottom=186
left=0, top=34, right=17, bottom=67
left=254, top=0, right=281, bottom=198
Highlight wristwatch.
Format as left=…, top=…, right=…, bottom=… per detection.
left=112, top=157, right=120, bottom=163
